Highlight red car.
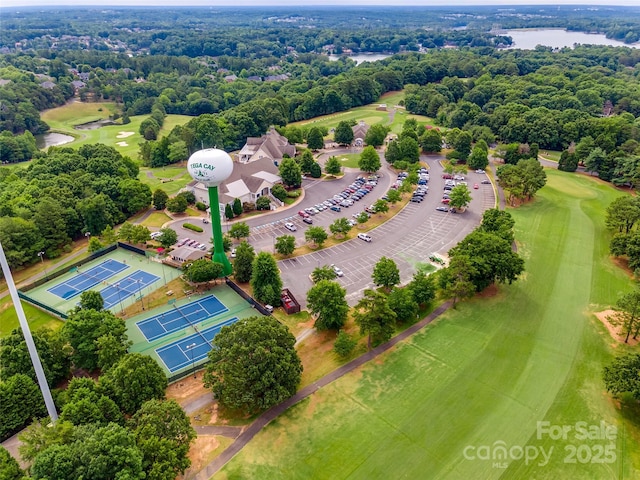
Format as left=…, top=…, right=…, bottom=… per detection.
left=442, top=173, right=453, bottom=179
left=441, top=198, right=450, bottom=204
left=298, top=210, right=309, bottom=218
left=473, top=184, right=479, bottom=189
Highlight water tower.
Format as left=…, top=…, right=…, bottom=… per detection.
left=187, top=149, right=234, bottom=276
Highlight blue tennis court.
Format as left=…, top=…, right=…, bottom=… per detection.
left=156, top=317, right=239, bottom=373
left=99, top=270, right=160, bottom=310
left=136, top=295, right=228, bottom=342
left=47, top=259, right=129, bottom=300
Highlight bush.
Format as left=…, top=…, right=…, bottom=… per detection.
left=256, top=196, right=271, bottom=211
left=286, top=190, right=300, bottom=198
left=242, top=202, right=256, bottom=213
left=195, top=202, right=207, bottom=211
left=183, top=223, right=203, bottom=232
left=334, top=330, right=357, bottom=358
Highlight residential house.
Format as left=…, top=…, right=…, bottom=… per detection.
left=238, top=127, right=296, bottom=164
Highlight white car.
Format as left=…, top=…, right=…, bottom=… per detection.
left=475, top=169, right=485, bottom=174
left=284, top=222, right=297, bottom=232
left=230, top=248, right=237, bottom=258
left=357, top=233, right=372, bottom=242
left=331, top=264, right=344, bottom=277
left=150, top=231, right=162, bottom=239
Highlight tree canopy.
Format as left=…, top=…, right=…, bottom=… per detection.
left=203, top=316, right=302, bottom=415
left=306, top=280, right=349, bottom=330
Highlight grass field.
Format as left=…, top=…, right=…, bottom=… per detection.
left=0, top=295, right=63, bottom=337
left=40, top=101, right=192, bottom=160
left=217, top=169, right=639, bottom=479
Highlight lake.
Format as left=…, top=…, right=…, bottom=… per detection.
left=36, top=132, right=75, bottom=149
left=505, top=29, right=637, bottom=50
left=328, top=53, right=393, bottom=64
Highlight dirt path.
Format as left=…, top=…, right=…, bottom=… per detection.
left=193, top=300, right=452, bottom=479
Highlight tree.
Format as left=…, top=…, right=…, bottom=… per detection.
left=307, top=126, right=324, bottom=150
left=609, top=289, right=640, bottom=343
left=30, top=423, right=144, bottom=480
left=356, top=211, right=369, bottom=227
left=305, top=226, right=328, bottom=248
left=275, top=235, right=296, bottom=256
left=372, top=256, right=400, bottom=291
left=0, top=328, right=70, bottom=388
left=157, top=228, right=178, bottom=249
left=96, top=333, right=129, bottom=372
left=373, top=198, right=389, bottom=215
left=18, top=419, right=75, bottom=464
left=438, top=255, right=477, bottom=306
left=0, top=446, right=23, bottom=480
left=329, top=217, right=352, bottom=238
left=585, top=147, right=606, bottom=176
left=353, top=289, right=397, bottom=350
left=358, top=146, right=381, bottom=174
left=100, top=225, right=118, bottom=245
left=333, top=330, right=357, bottom=358
left=408, top=270, right=436, bottom=306
left=166, top=195, right=187, bottom=214
left=256, top=196, right=271, bottom=211
left=233, top=241, right=255, bottom=283
left=79, top=290, right=104, bottom=311
left=224, top=204, right=234, bottom=220
left=250, top=252, right=282, bottom=306
left=479, top=208, right=516, bottom=244
left=449, top=230, right=524, bottom=292
left=309, top=161, right=322, bottom=178
left=185, top=259, right=224, bottom=283
left=228, top=222, right=250, bottom=241
left=364, top=124, right=388, bottom=147
left=131, top=224, right=151, bottom=244
left=603, top=354, right=640, bottom=400
left=59, top=382, right=123, bottom=427
left=605, top=197, right=640, bottom=234
left=271, top=184, right=288, bottom=202
left=558, top=149, right=578, bottom=172
left=130, top=399, right=196, bottom=480
left=325, top=156, right=342, bottom=176
left=451, top=130, right=472, bottom=160
left=87, top=236, right=104, bottom=253
left=334, top=121, right=354, bottom=146
left=468, top=145, right=489, bottom=170
left=118, top=179, right=152, bottom=215
left=386, top=188, right=402, bottom=205
left=279, top=157, right=302, bottom=188
left=0, top=374, right=47, bottom=441
left=388, top=287, right=419, bottom=323
left=448, top=184, right=472, bottom=211
left=519, top=158, right=547, bottom=200
left=311, top=265, right=337, bottom=283
left=62, top=309, right=127, bottom=371
left=232, top=197, right=243, bottom=217
left=307, top=280, right=349, bottom=330
left=99, top=353, right=167, bottom=415
left=299, top=149, right=315, bottom=173
left=203, top=316, right=302, bottom=415
left=420, top=128, right=442, bottom=153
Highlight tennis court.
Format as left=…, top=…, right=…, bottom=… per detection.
left=99, top=270, right=161, bottom=310
left=47, top=259, right=128, bottom=299
left=135, top=295, right=228, bottom=342
left=155, top=317, right=239, bottom=373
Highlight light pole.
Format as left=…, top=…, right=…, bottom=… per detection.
left=115, top=283, right=124, bottom=314
left=136, top=279, right=145, bottom=310
left=37, top=251, right=47, bottom=279
left=186, top=343, right=197, bottom=378
left=273, top=234, right=276, bottom=254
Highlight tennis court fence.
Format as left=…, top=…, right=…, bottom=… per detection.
left=225, top=278, right=272, bottom=316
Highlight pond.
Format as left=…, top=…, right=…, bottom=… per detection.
left=36, top=132, right=75, bottom=149
left=74, top=119, right=116, bottom=130
left=505, top=29, right=637, bottom=50
left=328, top=53, right=393, bottom=65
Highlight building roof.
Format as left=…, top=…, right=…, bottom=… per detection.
left=239, top=128, right=296, bottom=164
left=170, top=246, right=207, bottom=262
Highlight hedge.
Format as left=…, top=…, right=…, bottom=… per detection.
left=183, top=223, right=204, bottom=233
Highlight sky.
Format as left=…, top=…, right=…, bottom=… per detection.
left=2, top=0, right=640, bottom=6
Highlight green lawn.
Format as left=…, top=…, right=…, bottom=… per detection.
left=217, top=169, right=639, bottom=479
left=0, top=295, right=63, bottom=338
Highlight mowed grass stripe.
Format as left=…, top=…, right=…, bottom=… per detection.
left=217, top=170, right=637, bottom=479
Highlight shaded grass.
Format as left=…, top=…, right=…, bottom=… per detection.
left=217, top=169, right=640, bottom=479
left=140, top=211, right=172, bottom=228
left=0, top=295, right=63, bottom=337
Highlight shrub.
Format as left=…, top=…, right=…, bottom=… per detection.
left=242, top=202, right=256, bottom=213
left=195, top=202, right=207, bottom=211
left=286, top=190, right=301, bottom=198
left=183, top=223, right=203, bottom=233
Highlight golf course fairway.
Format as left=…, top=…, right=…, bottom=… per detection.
left=217, top=169, right=640, bottom=480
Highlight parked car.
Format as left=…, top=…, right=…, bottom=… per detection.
left=298, top=210, right=309, bottom=218
left=331, top=264, right=344, bottom=277
left=410, top=196, right=423, bottom=203
left=150, top=231, right=162, bottom=239
left=473, top=183, right=479, bottom=189
left=303, top=217, right=313, bottom=224
left=441, top=198, right=450, bottom=204
left=202, top=218, right=209, bottom=224
left=357, top=233, right=372, bottom=242
left=330, top=205, right=341, bottom=212
left=475, top=169, right=485, bottom=174
left=436, top=206, right=449, bottom=212
left=230, top=248, right=236, bottom=258
left=481, top=179, right=491, bottom=184
left=284, top=222, right=297, bottom=232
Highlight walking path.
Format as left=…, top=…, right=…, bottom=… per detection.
left=193, top=300, right=452, bottom=480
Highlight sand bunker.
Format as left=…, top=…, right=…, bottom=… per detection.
left=116, top=131, right=135, bottom=139
left=595, top=309, right=639, bottom=346
left=116, top=141, right=128, bottom=147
